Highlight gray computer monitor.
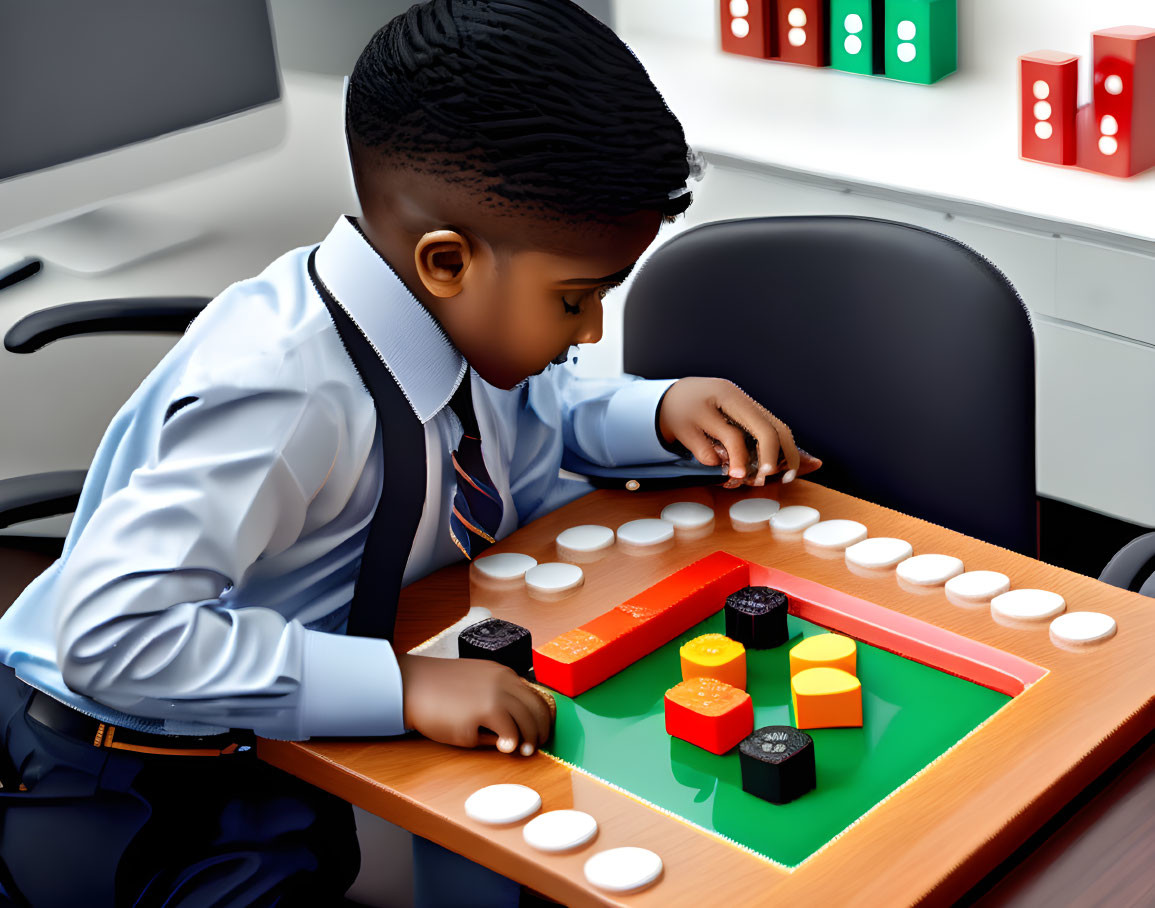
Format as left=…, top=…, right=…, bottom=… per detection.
left=0, top=0, right=286, bottom=273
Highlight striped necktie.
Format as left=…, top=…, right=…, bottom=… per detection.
left=447, top=373, right=503, bottom=560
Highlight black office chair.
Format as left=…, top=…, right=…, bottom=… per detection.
left=623, top=216, right=1037, bottom=555
left=1099, top=532, right=1155, bottom=597
left=0, top=298, right=208, bottom=607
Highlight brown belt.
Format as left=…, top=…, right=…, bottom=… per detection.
left=27, top=690, right=253, bottom=757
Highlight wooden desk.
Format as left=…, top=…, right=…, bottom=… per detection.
left=258, top=481, right=1155, bottom=906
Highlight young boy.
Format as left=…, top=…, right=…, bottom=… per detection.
left=0, top=1, right=813, bottom=904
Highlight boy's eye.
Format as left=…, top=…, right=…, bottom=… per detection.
left=563, top=295, right=582, bottom=315
left=563, top=282, right=622, bottom=315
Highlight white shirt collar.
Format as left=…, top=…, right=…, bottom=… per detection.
left=314, top=216, right=466, bottom=424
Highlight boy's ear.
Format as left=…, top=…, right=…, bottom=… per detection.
left=414, top=230, right=472, bottom=298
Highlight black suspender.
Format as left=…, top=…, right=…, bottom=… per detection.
left=306, top=248, right=427, bottom=642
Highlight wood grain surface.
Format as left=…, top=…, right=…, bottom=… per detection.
left=258, top=481, right=1155, bottom=907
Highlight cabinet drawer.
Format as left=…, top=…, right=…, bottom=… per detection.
left=1035, top=318, right=1155, bottom=526
left=1055, top=236, right=1155, bottom=345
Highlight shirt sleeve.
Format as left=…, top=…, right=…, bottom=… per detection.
left=53, top=368, right=406, bottom=741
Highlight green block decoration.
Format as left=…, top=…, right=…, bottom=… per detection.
left=830, top=0, right=885, bottom=76
left=884, top=0, right=957, bottom=84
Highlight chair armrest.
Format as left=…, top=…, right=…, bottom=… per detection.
left=0, top=471, right=87, bottom=529
left=4, top=297, right=210, bottom=354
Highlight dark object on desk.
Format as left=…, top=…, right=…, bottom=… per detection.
left=623, top=215, right=1037, bottom=555
left=739, top=726, right=816, bottom=804
left=0, top=258, right=42, bottom=293
left=459, top=618, right=533, bottom=678
left=725, top=586, right=789, bottom=649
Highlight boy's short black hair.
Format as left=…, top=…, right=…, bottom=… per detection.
left=347, top=0, right=700, bottom=222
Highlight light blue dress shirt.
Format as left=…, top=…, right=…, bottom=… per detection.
left=0, top=216, right=679, bottom=741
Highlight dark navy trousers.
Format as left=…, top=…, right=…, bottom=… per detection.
left=0, top=667, right=360, bottom=907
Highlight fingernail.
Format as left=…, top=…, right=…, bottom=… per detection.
left=520, top=742, right=535, bottom=756
left=730, top=469, right=743, bottom=478
left=498, top=738, right=516, bottom=753
left=783, top=469, right=797, bottom=484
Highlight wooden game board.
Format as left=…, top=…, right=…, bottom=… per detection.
left=259, top=481, right=1155, bottom=907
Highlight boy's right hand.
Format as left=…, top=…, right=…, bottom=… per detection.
left=397, top=654, right=553, bottom=755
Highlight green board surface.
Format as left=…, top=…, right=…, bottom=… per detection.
left=544, top=611, right=1011, bottom=868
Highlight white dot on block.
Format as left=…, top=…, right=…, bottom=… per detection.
left=1033, top=79, right=1050, bottom=100
left=944, top=571, right=1011, bottom=602
left=897, top=42, right=917, bottom=63
left=846, top=537, right=913, bottom=569
left=473, top=552, right=537, bottom=580
left=523, top=810, right=598, bottom=853
left=660, top=501, right=715, bottom=530
left=1050, top=611, right=1116, bottom=645
left=1100, top=114, right=1119, bottom=136
left=788, top=7, right=807, bottom=27
left=729, top=498, right=781, bottom=527
left=584, top=847, right=663, bottom=893
left=896, top=554, right=964, bottom=586
left=1099, top=135, right=1119, bottom=156
left=729, top=0, right=749, bottom=18
left=730, top=17, right=750, bottom=39
left=556, top=525, right=614, bottom=553
left=1034, top=100, right=1052, bottom=121
left=844, top=13, right=863, bottom=34
left=788, top=27, right=807, bottom=47
left=1105, top=74, right=1124, bottom=95
left=897, top=20, right=917, bottom=41
left=464, top=784, right=541, bottom=825
left=803, top=519, right=868, bottom=550
left=617, top=518, right=675, bottom=546
left=525, top=562, right=584, bottom=594
left=991, top=589, right=1066, bottom=622
left=1035, top=121, right=1054, bottom=140
left=771, top=505, right=821, bottom=533
left=845, top=34, right=863, bottom=55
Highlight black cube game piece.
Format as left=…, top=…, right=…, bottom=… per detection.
left=458, top=618, right=533, bottom=677
left=739, top=726, right=816, bottom=804
left=725, top=585, right=789, bottom=649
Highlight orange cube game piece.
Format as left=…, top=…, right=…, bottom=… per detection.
left=791, top=667, right=862, bottom=729
left=680, top=633, right=747, bottom=690
left=788, top=633, right=857, bottom=678
left=665, top=677, right=754, bottom=755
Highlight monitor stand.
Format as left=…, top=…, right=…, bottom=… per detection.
left=0, top=205, right=202, bottom=276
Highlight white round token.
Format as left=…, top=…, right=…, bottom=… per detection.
left=945, top=571, right=1011, bottom=602
left=584, top=846, right=663, bottom=893
left=802, top=519, right=868, bottom=550
left=1050, top=611, right=1116, bottom=645
left=660, top=501, right=715, bottom=530
left=616, top=518, right=675, bottom=547
left=473, top=552, right=537, bottom=581
left=525, top=562, right=584, bottom=594
left=556, top=525, right=614, bottom=553
left=729, top=498, right=781, bottom=527
left=845, top=537, right=913, bottom=569
left=770, top=505, right=820, bottom=532
left=464, top=784, right=541, bottom=825
left=991, top=589, right=1066, bottom=622
left=896, top=554, right=964, bottom=586
left=522, top=809, right=598, bottom=853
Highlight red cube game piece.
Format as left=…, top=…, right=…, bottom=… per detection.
left=1078, top=26, right=1155, bottom=177
left=665, top=677, right=754, bottom=755
left=776, top=0, right=828, bottom=68
left=720, top=0, right=777, bottom=61
left=1019, top=51, right=1079, bottom=165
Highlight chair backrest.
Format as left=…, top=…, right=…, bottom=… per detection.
left=1099, top=531, right=1155, bottom=597
left=623, top=216, right=1037, bottom=555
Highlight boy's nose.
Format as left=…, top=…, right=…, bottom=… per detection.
left=574, top=298, right=603, bottom=345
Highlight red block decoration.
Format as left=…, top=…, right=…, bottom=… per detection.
left=665, top=677, right=754, bottom=755
left=720, top=0, right=777, bottom=61
left=533, top=551, right=751, bottom=697
left=1019, top=51, right=1079, bottom=165
left=1078, top=26, right=1155, bottom=177
left=776, top=0, right=828, bottom=67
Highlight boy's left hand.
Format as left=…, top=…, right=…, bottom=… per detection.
left=658, top=377, right=822, bottom=489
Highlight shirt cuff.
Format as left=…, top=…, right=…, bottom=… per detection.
left=604, top=378, right=681, bottom=465
left=299, top=628, right=405, bottom=738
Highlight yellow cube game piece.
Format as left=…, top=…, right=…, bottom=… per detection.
left=680, top=633, right=747, bottom=691
left=791, top=667, right=862, bottom=729
left=789, top=633, right=857, bottom=677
